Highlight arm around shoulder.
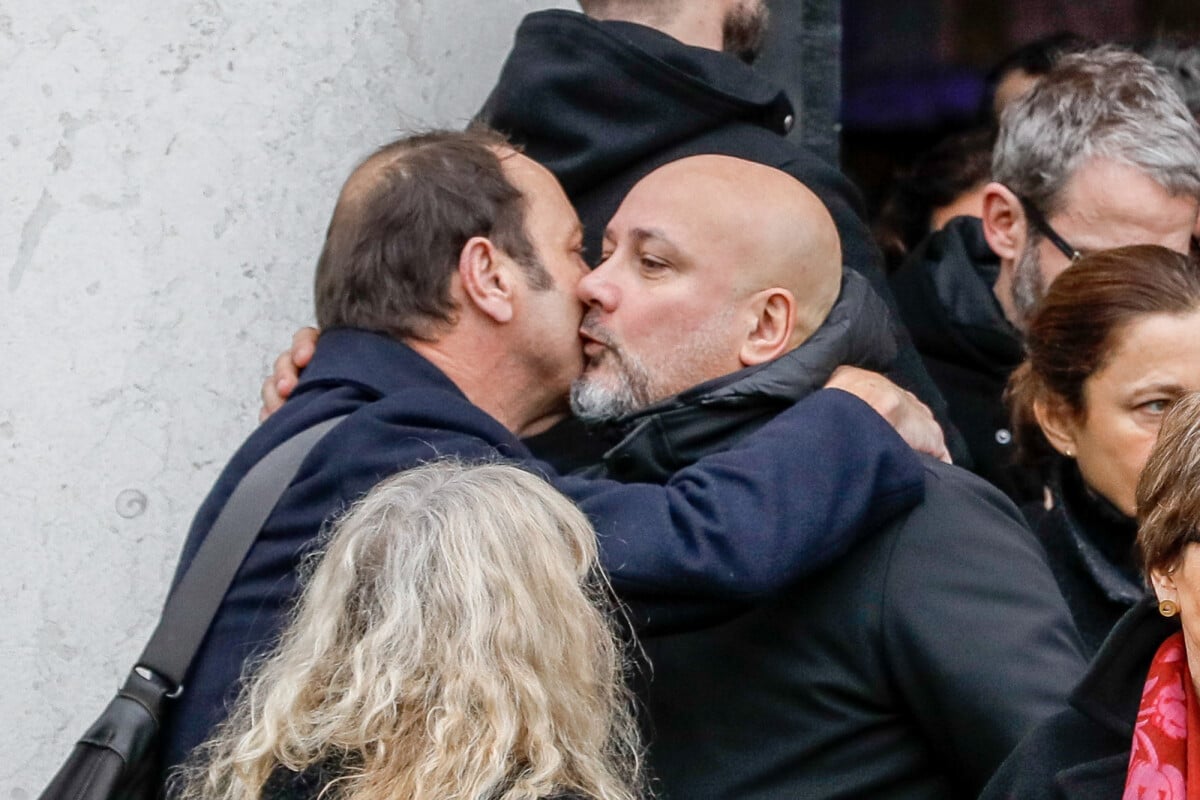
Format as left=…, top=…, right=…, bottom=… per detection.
left=559, top=387, right=926, bottom=606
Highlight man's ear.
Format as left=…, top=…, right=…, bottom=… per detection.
left=739, top=288, right=795, bottom=366
left=457, top=236, right=516, bottom=324
left=981, top=181, right=1026, bottom=263
left=1032, top=394, right=1079, bottom=458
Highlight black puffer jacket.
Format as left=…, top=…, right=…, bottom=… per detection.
left=593, top=275, right=1085, bottom=800
left=890, top=216, right=1041, bottom=503
left=482, top=10, right=964, bottom=464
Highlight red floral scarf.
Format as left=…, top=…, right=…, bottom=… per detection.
left=1124, top=632, right=1200, bottom=799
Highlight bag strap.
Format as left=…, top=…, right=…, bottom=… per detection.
left=136, top=414, right=348, bottom=690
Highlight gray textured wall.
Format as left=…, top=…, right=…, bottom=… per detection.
left=0, top=1, right=565, bottom=790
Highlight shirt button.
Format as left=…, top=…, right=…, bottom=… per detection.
left=995, top=428, right=1013, bottom=445
left=783, top=113, right=795, bottom=132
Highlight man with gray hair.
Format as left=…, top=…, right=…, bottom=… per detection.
left=891, top=45, right=1200, bottom=504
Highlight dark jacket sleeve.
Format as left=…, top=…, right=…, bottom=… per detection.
left=879, top=462, right=1086, bottom=796
left=552, top=388, right=925, bottom=606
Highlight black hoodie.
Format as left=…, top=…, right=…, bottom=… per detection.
left=481, top=9, right=965, bottom=463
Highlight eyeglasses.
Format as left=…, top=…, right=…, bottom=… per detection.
left=1016, top=194, right=1083, bottom=264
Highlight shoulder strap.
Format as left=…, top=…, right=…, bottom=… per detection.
left=137, top=414, right=348, bottom=689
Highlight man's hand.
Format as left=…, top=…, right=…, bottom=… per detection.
left=259, top=327, right=320, bottom=422
left=825, top=366, right=951, bottom=464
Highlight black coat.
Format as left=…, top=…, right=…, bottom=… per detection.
left=889, top=216, right=1042, bottom=504
left=480, top=9, right=966, bottom=467
left=161, top=329, right=925, bottom=773
left=980, top=597, right=1176, bottom=800
left=1029, top=461, right=1143, bottom=658
left=595, top=280, right=1086, bottom=799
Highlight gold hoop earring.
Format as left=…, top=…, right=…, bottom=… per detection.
left=1160, top=599, right=1180, bottom=618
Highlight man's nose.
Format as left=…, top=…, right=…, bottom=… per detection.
left=577, top=264, right=619, bottom=311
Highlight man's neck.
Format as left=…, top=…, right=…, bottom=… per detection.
left=407, top=337, right=567, bottom=438
left=586, top=4, right=724, bottom=51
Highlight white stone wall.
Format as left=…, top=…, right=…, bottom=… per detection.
left=0, top=0, right=566, bottom=790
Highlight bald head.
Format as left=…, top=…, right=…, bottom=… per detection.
left=633, top=155, right=843, bottom=344
left=572, top=154, right=846, bottom=420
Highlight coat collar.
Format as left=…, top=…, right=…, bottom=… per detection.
left=294, top=327, right=466, bottom=401
left=1070, top=596, right=1181, bottom=739
left=1050, top=461, right=1143, bottom=607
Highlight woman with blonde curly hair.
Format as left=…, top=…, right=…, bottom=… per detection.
left=173, top=460, right=642, bottom=800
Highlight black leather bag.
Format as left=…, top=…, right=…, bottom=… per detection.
left=39, top=668, right=171, bottom=800
left=38, top=415, right=347, bottom=800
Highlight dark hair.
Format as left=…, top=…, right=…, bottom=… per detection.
left=1137, top=391, right=1200, bottom=575
left=980, top=31, right=1096, bottom=121
left=314, top=127, right=549, bottom=342
left=1007, top=245, right=1200, bottom=470
left=873, top=127, right=995, bottom=271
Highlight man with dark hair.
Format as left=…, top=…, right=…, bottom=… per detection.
left=980, top=31, right=1095, bottom=120
left=163, top=129, right=929, bottom=774
left=891, top=46, right=1200, bottom=503
left=313, top=130, right=551, bottom=342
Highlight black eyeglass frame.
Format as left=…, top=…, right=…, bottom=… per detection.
left=1015, top=194, right=1082, bottom=264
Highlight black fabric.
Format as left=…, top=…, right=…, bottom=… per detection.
left=1031, top=460, right=1143, bottom=657
left=586, top=277, right=1085, bottom=799
left=980, top=597, right=1176, bottom=800
left=38, top=669, right=171, bottom=800
left=482, top=9, right=967, bottom=467
left=890, top=215, right=1043, bottom=504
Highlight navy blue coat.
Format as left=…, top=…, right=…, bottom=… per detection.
left=161, top=327, right=924, bottom=772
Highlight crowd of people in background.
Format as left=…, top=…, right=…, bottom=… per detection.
left=98, top=2, right=1200, bottom=799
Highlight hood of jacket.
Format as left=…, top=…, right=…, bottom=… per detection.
left=478, top=10, right=794, bottom=200
left=598, top=272, right=898, bottom=483
left=889, top=216, right=1024, bottom=380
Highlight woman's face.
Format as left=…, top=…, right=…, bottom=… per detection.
left=1055, top=309, right=1200, bottom=516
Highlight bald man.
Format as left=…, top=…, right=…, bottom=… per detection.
left=569, top=156, right=1085, bottom=799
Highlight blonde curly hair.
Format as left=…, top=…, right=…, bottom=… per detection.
left=173, top=460, right=642, bottom=800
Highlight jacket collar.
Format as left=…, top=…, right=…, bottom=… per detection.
left=1070, top=596, right=1181, bottom=739
left=892, top=216, right=1023, bottom=373
left=1050, top=461, right=1143, bottom=607
left=294, top=327, right=466, bottom=402
left=599, top=272, right=897, bottom=482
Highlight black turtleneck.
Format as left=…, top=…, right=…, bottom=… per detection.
left=1029, top=459, right=1147, bottom=656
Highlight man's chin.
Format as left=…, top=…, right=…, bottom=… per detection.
left=569, top=375, right=628, bottom=423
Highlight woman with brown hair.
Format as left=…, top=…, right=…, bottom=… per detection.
left=172, top=460, right=642, bottom=800
left=1006, top=244, right=1200, bottom=654
left=982, top=391, right=1200, bottom=798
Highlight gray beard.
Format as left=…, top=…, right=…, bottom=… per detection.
left=1011, top=235, right=1047, bottom=330
left=569, top=351, right=655, bottom=423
